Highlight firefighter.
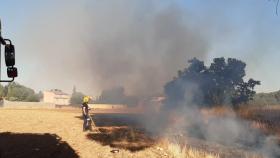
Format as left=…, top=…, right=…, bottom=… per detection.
left=82, top=96, right=91, bottom=131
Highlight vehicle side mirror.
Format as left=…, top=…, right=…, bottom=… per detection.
left=5, top=44, right=15, bottom=67
left=7, top=67, right=17, bottom=78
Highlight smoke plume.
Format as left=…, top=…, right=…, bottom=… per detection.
left=140, top=71, right=280, bottom=157
left=12, top=1, right=280, bottom=157
left=18, top=0, right=209, bottom=96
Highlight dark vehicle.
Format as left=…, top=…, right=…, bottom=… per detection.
left=0, top=19, right=17, bottom=82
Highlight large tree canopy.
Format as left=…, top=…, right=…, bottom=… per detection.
left=4, top=82, right=40, bottom=102
left=164, top=57, right=260, bottom=108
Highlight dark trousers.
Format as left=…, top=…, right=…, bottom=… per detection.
left=83, top=114, right=88, bottom=131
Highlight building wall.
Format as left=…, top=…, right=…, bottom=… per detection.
left=2, top=100, right=55, bottom=109
left=43, top=91, right=70, bottom=105
left=54, top=94, right=70, bottom=105
left=43, top=91, right=55, bottom=103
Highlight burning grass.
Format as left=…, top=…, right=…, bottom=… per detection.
left=1, top=106, right=279, bottom=158
left=85, top=126, right=224, bottom=158
left=158, top=138, right=220, bottom=158
left=86, top=127, right=155, bottom=152
left=238, top=106, right=280, bottom=136
left=101, top=105, right=280, bottom=157
left=85, top=108, right=273, bottom=158
left=200, top=106, right=280, bottom=137
left=150, top=105, right=280, bottom=158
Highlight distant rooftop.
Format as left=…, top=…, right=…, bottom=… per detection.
left=48, top=89, right=69, bottom=95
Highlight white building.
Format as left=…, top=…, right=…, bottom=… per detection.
left=43, top=89, right=70, bottom=105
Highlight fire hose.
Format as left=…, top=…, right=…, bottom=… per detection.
left=88, top=110, right=100, bottom=133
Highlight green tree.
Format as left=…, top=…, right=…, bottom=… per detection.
left=0, top=84, right=5, bottom=98
left=164, top=57, right=260, bottom=109
left=70, top=87, right=84, bottom=105
left=5, top=82, right=40, bottom=102
left=37, top=91, right=43, bottom=101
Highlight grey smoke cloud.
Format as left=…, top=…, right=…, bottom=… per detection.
left=83, top=1, right=210, bottom=96
left=142, top=98, right=280, bottom=157
left=19, top=0, right=209, bottom=96
left=10, top=1, right=280, bottom=157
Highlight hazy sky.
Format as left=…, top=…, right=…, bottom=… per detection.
left=0, top=0, right=280, bottom=96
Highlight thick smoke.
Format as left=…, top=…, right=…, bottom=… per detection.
left=140, top=73, right=280, bottom=158
left=12, top=1, right=280, bottom=157
left=85, top=2, right=209, bottom=97
left=18, top=0, right=208, bottom=96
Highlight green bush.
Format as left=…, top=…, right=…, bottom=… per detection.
left=4, top=82, right=40, bottom=102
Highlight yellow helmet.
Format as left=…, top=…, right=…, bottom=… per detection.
left=83, top=96, right=90, bottom=103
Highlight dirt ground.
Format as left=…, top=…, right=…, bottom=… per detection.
left=0, top=109, right=164, bottom=158
left=1, top=108, right=276, bottom=158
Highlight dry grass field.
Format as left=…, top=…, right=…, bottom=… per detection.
left=238, top=106, right=280, bottom=136
left=0, top=106, right=278, bottom=158
left=0, top=108, right=220, bottom=158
